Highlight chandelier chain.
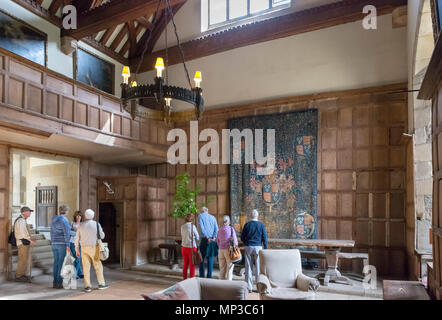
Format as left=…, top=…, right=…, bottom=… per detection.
left=165, top=5, right=169, bottom=86
left=135, top=0, right=164, bottom=76
left=165, top=0, right=193, bottom=89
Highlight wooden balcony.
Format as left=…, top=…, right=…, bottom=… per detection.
left=0, top=48, right=170, bottom=164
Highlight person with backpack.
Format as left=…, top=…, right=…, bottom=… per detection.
left=13, top=207, right=36, bottom=282
left=75, top=209, right=108, bottom=293
left=50, top=205, right=71, bottom=289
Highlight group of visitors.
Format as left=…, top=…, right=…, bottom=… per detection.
left=13, top=206, right=108, bottom=293
left=180, top=207, right=268, bottom=292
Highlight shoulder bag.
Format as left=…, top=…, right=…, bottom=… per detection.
left=229, top=226, right=242, bottom=263
left=190, top=223, right=203, bottom=266
left=96, top=222, right=109, bottom=261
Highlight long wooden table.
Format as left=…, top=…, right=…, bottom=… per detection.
left=268, top=239, right=356, bottom=286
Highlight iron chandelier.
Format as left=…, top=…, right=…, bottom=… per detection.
left=120, top=0, right=204, bottom=123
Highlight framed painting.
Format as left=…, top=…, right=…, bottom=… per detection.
left=74, top=48, right=115, bottom=95
left=0, top=9, right=47, bottom=66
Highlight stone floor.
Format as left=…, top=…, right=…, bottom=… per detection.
left=0, top=264, right=383, bottom=300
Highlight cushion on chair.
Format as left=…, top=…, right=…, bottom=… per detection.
left=296, top=274, right=320, bottom=292
left=257, top=274, right=272, bottom=295
left=259, top=250, right=303, bottom=288
left=260, top=287, right=315, bottom=300
left=178, top=278, right=202, bottom=300
left=199, top=278, right=249, bottom=300
left=142, top=284, right=190, bottom=300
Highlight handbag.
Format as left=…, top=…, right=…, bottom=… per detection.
left=96, top=222, right=109, bottom=261
left=190, top=223, right=203, bottom=266
left=229, top=227, right=242, bottom=263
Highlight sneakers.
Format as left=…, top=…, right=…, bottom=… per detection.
left=84, top=287, right=92, bottom=293
left=53, top=283, right=63, bottom=289
left=98, top=284, right=109, bottom=290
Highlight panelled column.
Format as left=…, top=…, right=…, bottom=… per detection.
left=0, top=145, right=9, bottom=283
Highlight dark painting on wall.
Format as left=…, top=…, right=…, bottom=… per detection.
left=0, top=10, right=46, bottom=66
left=229, top=109, right=318, bottom=240
left=75, top=48, right=115, bottom=94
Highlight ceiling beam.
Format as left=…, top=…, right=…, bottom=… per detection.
left=63, top=0, right=187, bottom=40
left=81, top=36, right=129, bottom=65
left=136, top=17, right=153, bottom=30
left=132, top=2, right=186, bottom=59
left=132, top=0, right=408, bottom=73
left=71, top=0, right=95, bottom=13
left=10, top=0, right=61, bottom=27
left=99, top=25, right=118, bottom=47
left=109, top=23, right=129, bottom=51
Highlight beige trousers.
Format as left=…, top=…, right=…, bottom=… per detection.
left=16, top=244, right=31, bottom=278
left=218, top=249, right=234, bottom=280
left=81, top=245, right=105, bottom=288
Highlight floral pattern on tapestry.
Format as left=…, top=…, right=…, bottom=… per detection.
left=229, top=109, right=318, bottom=239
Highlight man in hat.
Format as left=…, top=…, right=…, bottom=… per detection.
left=15, top=207, right=36, bottom=282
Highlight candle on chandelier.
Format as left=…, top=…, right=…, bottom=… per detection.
left=194, top=71, right=202, bottom=88
left=122, top=66, right=131, bottom=84
left=155, top=57, right=165, bottom=78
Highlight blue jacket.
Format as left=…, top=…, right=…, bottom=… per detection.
left=50, top=215, right=70, bottom=246
left=241, top=220, right=268, bottom=249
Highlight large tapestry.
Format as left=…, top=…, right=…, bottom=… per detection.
left=229, top=109, right=318, bottom=239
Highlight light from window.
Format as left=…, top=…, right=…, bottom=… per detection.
left=230, top=0, right=248, bottom=20
left=208, top=0, right=291, bottom=27
left=250, top=0, right=270, bottom=14
left=209, top=0, right=227, bottom=25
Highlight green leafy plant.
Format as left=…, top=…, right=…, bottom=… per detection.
left=171, top=172, right=213, bottom=219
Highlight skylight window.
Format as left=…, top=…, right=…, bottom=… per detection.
left=206, top=0, right=291, bottom=29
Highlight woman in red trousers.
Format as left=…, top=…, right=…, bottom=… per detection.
left=180, top=214, right=200, bottom=279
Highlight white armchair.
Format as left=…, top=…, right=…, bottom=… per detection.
left=257, top=249, right=320, bottom=300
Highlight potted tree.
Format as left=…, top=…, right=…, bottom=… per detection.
left=171, top=172, right=213, bottom=244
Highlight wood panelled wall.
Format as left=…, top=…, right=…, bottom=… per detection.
left=96, top=176, right=167, bottom=267
left=145, top=83, right=409, bottom=277
left=0, top=145, right=9, bottom=282
left=0, top=48, right=169, bottom=156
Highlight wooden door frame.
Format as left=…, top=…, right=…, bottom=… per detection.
left=97, top=201, right=125, bottom=268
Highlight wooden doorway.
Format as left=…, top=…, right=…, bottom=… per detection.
left=35, top=186, right=57, bottom=232
left=98, top=202, right=122, bottom=265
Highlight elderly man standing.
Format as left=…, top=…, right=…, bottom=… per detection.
left=14, top=207, right=36, bottom=282
left=75, top=209, right=108, bottom=293
left=241, top=209, right=268, bottom=292
left=50, top=205, right=71, bottom=289
left=198, top=207, right=218, bottom=278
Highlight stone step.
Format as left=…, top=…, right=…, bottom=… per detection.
left=31, top=234, right=45, bottom=241
left=12, top=250, right=53, bottom=263
left=11, top=244, right=53, bottom=256
left=12, top=256, right=54, bottom=272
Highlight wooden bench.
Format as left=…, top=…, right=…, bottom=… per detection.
left=300, top=250, right=369, bottom=273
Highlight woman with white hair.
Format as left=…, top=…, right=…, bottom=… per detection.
left=216, top=215, right=238, bottom=280
left=74, top=209, right=108, bottom=293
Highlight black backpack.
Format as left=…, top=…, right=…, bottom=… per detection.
left=8, top=217, right=23, bottom=247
